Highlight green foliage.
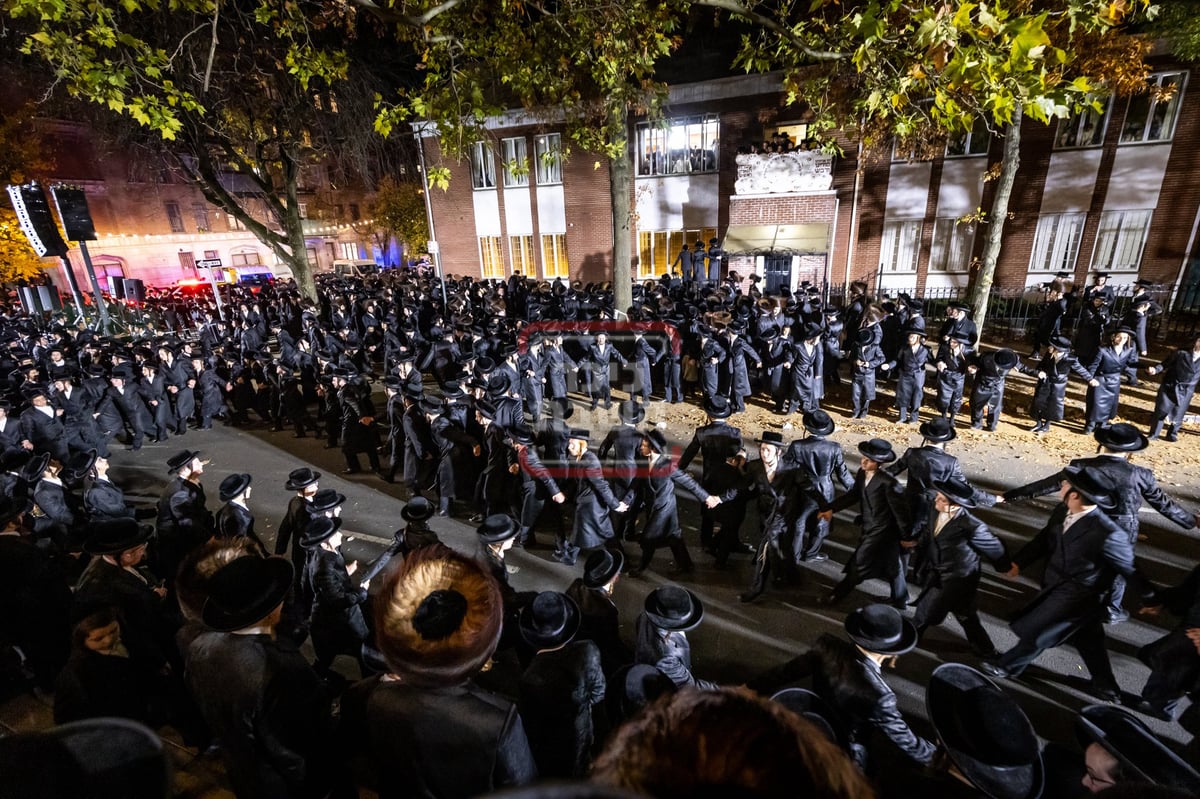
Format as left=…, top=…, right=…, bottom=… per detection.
left=370, top=175, right=429, bottom=253
left=0, top=208, right=50, bottom=283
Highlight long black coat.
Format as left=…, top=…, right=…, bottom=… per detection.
left=186, top=631, right=336, bottom=799
left=565, top=579, right=629, bottom=676
left=215, top=501, right=265, bottom=551
left=84, top=477, right=137, bottom=522
left=825, top=469, right=909, bottom=581
left=570, top=450, right=624, bottom=549
left=339, top=677, right=538, bottom=799
left=1084, top=344, right=1137, bottom=424
left=155, top=476, right=213, bottom=582
left=1139, top=565, right=1200, bottom=698
left=18, top=405, right=69, bottom=461
left=883, top=343, right=932, bottom=412
left=911, top=509, right=1010, bottom=586
left=304, top=546, right=369, bottom=651
left=1151, top=346, right=1200, bottom=424
left=1009, top=505, right=1140, bottom=644
left=783, top=436, right=854, bottom=503
left=1016, top=352, right=1091, bottom=421
left=886, top=446, right=995, bottom=538
left=31, top=478, right=76, bottom=548
left=1004, top=454, right=1196, bottom=540
left=678, top=421, right=743, bottom=486
left=518, top=640, right=607, bottom=779
left=74, top=557, right=173, bottom=669
left=748, top=633, right=936, bottom=771
left=637, top=454, right=710, bottom=541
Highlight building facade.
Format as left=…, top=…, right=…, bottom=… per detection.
left=424, top=55, right=1200, bottom=306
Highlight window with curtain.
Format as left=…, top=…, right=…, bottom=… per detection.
left=928, top=218, right=974, bottom=272
left=1121, top=72, right=1186, bottom=143
left=1091, top=210, right=1152, bottom=272
left=501, top=137, right=529, bottom=187
left=879, top=220, right=922, bottom=273
left=541, top=233, right=569, bottom=278
left=470, top=142, right=496, bottom=189
left=509, top=235, right=535, bottom=274
left=1028, top=213, right=1087, bottom=272
left=534, top=133, right=563, bottom=184
left=480, top=236, right=504, bottom=278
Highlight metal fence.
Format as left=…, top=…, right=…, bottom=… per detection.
left=824, top=282, right=1198, bottom=345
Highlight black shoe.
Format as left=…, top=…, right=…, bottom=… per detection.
left=1164, top=429, right=1179, bottom=442
left=1104, top=609, right=1130, bottom=625
left=980, top=661, right=1013, bottom=679
left=1090, top=686, right=1121, bottom=704
left=342, top=468, right=361, bottom=475
left=973, top=647, right=1001, bottom=660
left=737, top=542, right=756, bottom=555
left=437, top=508, right=449, bottom=517
left=891, top=599, right=908, bottom=610
left=816, top=593, right=840, bottom=607
left=1133, top=699, right=1173, bottom=722
left=1082, top=424, right=1095, bottom=434
left=469, top=514, right=485, bottom=524
left=738, top=591, right=760, bottom=604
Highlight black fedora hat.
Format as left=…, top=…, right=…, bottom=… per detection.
left=0, top=491, right=32, bottom=529
left=854, top=327, right=876, bottom=345
left=63, top=449, right=98, bottom=481
left=1094, top=422, right=1149, bottom=453
left=993, top=348, right=1018, bottom=370
left=802, top=409, right=835, bottom=436
left=770, top=687, right=840, bottom=745
left=931, top=477, right=978, bottom=509
left=583, top=548, right=624, bottom=588
left=800, top=322, right=824, bottom=341
left=608, top=663, right=678, bottom=722
left=1062, top=466, right=1117, bottom=512
left=0, top=717, right=171, bottom=799
left=477, top=514, right=519, bottom=544
left=704, top=395, right=732, bottom=420
left=844, top=604, right=917, bottom=655
left=757, top=430, right=785, bottom=448
left=643, top=428, right=669, bottom=454
left=857, top=438, right=896, bottom=464
left=299, top=516, right=343, bottom=548
left=83, top=518, right=154, bottom=556
left=166, top=450, right=201, bottom=473
left=1048, top=335, right=1072, bottom=352
left=617, top=399, right=645, bottom=425
left=518, top=591, right=581, bottom=650
left=309, top=488, right=347, bottom=513
left=218, top=473, right=252, bottom=502
left=1076, top=705, right=1200, bottom=792
left=508, top=425, right=537, bottom=446
left=920, top=417, right=957, bottom=443
left=284, top=467, right=321, bottom=491
left=568, top=428, right=592, bottom=443
left=21, top=452, right=50, bottom=483
left=401, top=497, right=435, bottom=522
left=644, top=585, right=704, bottom=631
left=202, top=555, right=294, bottom=632
left=928, top=663, right=1043, bottom=799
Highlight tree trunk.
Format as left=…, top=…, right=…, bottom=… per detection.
left=968, top=107, right=1022, bottom=332
left=609, top=103, right=633, bottom=317
left=281, top=144, right=318, bottom=302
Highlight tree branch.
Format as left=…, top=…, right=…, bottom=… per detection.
left=203, top=0, right=220, bottom=94
left=691, top=0, right=846, bottom=61
left=348, top=0, right=467, bottom=29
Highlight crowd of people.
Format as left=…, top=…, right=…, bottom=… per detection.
left=0, top=263, right=1197, bottom=798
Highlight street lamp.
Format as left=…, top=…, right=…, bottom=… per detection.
left=412, top=123, right=450, bottom=310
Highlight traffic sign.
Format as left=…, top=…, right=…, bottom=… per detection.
left=196, top=258, right=222, bottom=269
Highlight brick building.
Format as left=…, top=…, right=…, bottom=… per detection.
left=424, top=56, right=1200, bottom=306
left=29, top=120, right=381, bottom=293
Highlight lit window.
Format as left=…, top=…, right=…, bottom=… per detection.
left=541, top=233, right=569, bottom=278
left=501, top=138, right=529, bottom=187
left=1055, top=102, right=1110, bottom=148
left=1121, top=72, right=1186, bottom=143
left=879, top=220, right=922, bottom=273
left=636, top=115, right=719, bottom=177
left=1028, top=213, right=1087, bottom=273
left=535, top=134, right=563, bottom=184
left=480, top=236, right=504, bottom=278
left=231, top=251, right=262, bottom=267
left=297, top=203, right=308, bottom=220
left=1091, top=210, right=1152, bottom=272
left=193, top=203, right=210, bottom=231
left=509, top=235, right=535, bottom=275
left=928, top=218, right=974, bottom=272
left=470, top=142, right=496, bottom=189
left=340, top=242, right=359, bottom=259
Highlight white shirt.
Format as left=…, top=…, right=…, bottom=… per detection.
left=934, top=508, right=959, bottom=536
left=863, top=470, right=876, bottom=487
left=1062, top=506, right=1096, bottom=533
left=35, top=405, right=54, bottom=419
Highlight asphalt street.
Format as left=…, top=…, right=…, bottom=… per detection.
left=100, top=400, right=1199, bottom=755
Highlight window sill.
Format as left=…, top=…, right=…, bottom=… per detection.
left=636, top=172, right=719, bottom=179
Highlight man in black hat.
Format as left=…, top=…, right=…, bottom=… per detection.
left=0, top=399, right=23, bottom=457
left=818, top=439, right=911, bottom=609
left=560, top=429, right=629, bottom=566
left=940, top=301, right=978, bottom=351
left=1083, top=271, right=1116, bottom=306
left=748, top=604, right=936, bottom=771
left=782, top=410, right=854, bottom=563
left=508, top=425, right=566, bottom=549
left=781, top=322, right=824, bottom=416
left=909, top=478, right=1013, bottom=657
left=1082, top=328, right=1138, bottom=434
left=697, top=325, right=727, bottom=402
left=426, top=395, right=479, bottom=517
left=982, top=468, right=1146, bottom=703
left=77, top=450, right=137, bottom=523
left=566, top=549, right=631, bottom=676
left=848, top=326, right=886, bottom=419
left=724, top=322, right=761, bottom=414
left=630, top=327, right=663, bottom=403
left=359, top=497, right=440, bottom=586
left=1015, top=334, right=1093, bottom=434
left=516, top=591, right=606, bottom=779
left=934, top=332, right=973, bottom=427
left=1075, top=704, right=1200, bottom=794
left=186, top=555, right=342, bottom=799
left=541, top=332, right=578, bottom=416
left=628, top=429, right=720, bottom=578
left=1032, top=278, right=1070, bottom=359
left=1135, top=563, right=1200, bottom=726
left=879, top=326, right=933, bottom=424
left=1074, top=291, right=1111, bottom=369
left=599, top=399, right=647, bottom=542
left=154, top=450, right=214, bottom=587
left=1145, top=332, right=1200, bottom=442
left=156, top=344, right=193, bottom=436
left=678, top=395, right=743, bottom=552
left=215, top=473, right=265, bottom=551
left=635, top=585, right=710, bottom=687
left=586, top=332, right=626, bottom=411
left=1003, top=423, right=1197, bottom=624
left=338, top=373, right=383, bottom=476
left=400, top=388, right=435, bottom=495
left=737, top=430, right=821, bottom=603
left=967, top=347, right=1019, bottom=431
left=302, top=516, right=371, bottom=678
left=18, top=385, right=70, bottom=463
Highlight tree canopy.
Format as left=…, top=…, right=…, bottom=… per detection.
left=0, top=103, right=57, bottom=284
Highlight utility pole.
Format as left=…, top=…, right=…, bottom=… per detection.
left=413, top=126, right=450, bottom=310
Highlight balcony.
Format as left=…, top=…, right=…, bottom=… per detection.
left=734, top=150, right=834, bottom=195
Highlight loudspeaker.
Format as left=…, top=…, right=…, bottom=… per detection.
left=18, top=287, right=42, bottom=315
left=110, top=277, right=127, bottom=299
left=6, top=184, right=68, bottom=257
left=36, top=285, right=62, bottom=311
left=123, top=278, right=145, bottom=304
left=49, top=185, right=97, bottom=241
